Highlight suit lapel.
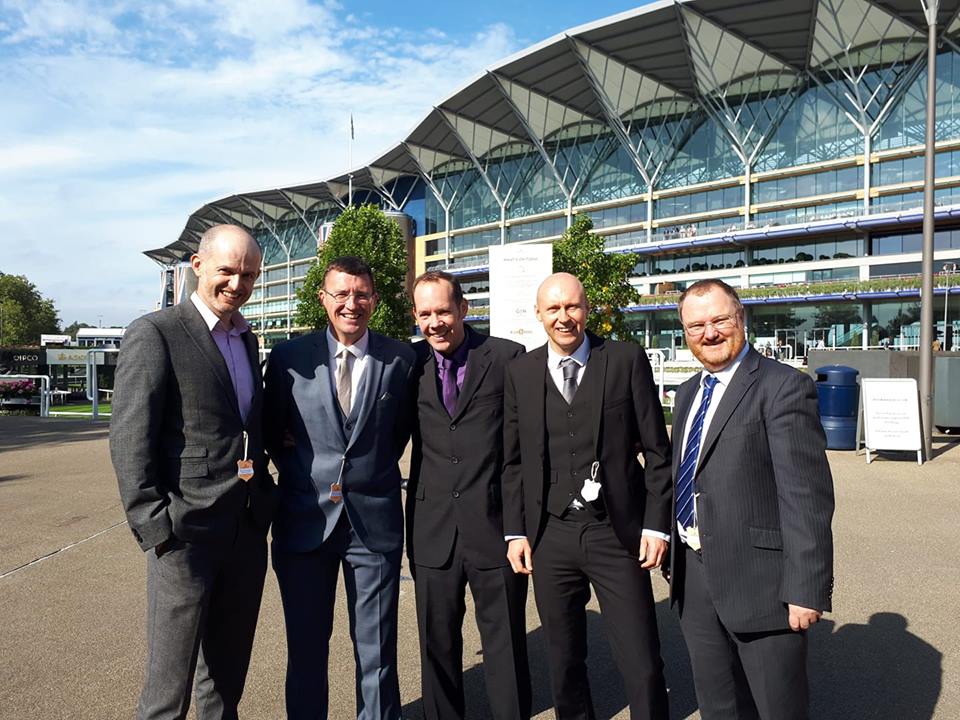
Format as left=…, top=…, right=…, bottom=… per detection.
left=316, top=331, right=348, bottom=447
left=178, top=302, right=240, bottom=420
left=584, top=333, right=607, bottom=455
left=524, top=344, right=548, bottom=459
left=242, top=329, right=262, bottom=430
left=452, top=332, right=491, bottom=422
left=671, top=378, right=697, bottom=478
left=697, top=349, right=760, bottom=468
left=346, top=332, right=385, bottom=451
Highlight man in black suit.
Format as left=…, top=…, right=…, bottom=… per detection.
left=406, top=270, right=531, bottom=720
left=668, top=278, right=834, bottom=719
left=111, top=224, right=275, bottom=719
left=503, top=272, right=671, bottom=720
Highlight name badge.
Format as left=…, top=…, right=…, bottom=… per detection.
left=330, top=482, right=343, bottom=503
left=685, top=525, right=701, bottom=551
left=580, top=460, right=602, bottom=502
left=237, top=459, right=255, bottom=482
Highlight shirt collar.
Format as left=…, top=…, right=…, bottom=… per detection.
left=701, top=342, right=749, bottom=389
left=433, top=329, right=471, bottom=369
left=190, top=292, right=249, bottom=335
left=327, top=326, right=369, bottom=360
left=547, top=334, right=591, bottom=370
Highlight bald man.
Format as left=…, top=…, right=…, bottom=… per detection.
left=502, top=273, right=672, bottom=720
left=111, top=224, right=275, bottom=720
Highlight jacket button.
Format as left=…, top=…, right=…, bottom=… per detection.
left=345, top=422, right=353, bottom=430
left=566, top=411, right=574, bottom=418
left=451, top=456, right=461, bottom=464
left=450, top=424, right=457, bottom=431
left=568, top=431, right=575, bottom=437
left=452, top=490, right=461, bottom=498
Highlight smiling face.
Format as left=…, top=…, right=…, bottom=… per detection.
left=535, top=273, right=589, bottom=356
left=680, top=285, right=746, bottom=373
left=413, top=278, right=468, bottom=356
left=322, top=269, right=378, bottom=346
left=190, top=227, right=261, bottom=324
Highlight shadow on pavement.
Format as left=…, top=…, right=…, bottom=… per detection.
left=810, top=613, right=942, bottom=720
left=0, top=416, right=109, bottom=452
left=401, top=600, right=698, bottom=720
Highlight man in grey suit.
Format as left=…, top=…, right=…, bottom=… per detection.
left=111, top=224, right=275, bottom=720
left=264, top=255, right=415, bottom=720
left=668, top=278, right=834, bottom=719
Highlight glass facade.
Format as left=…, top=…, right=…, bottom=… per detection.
left=163, top=3, right=960, bottom=349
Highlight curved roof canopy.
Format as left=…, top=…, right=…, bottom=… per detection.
left=154, top=0, right=960, bottom=263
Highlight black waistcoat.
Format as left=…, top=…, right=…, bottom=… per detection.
left=543, top=365, right=604, bottom=519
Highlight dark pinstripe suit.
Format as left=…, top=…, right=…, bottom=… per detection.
left=668, top=347, right=834, bottom=719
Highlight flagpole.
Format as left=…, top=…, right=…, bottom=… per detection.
left=348, top=113, right=354, bottom=207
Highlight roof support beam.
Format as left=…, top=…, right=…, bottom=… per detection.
left=435, top=109, right=506, bottom=208
left=488, top=71, right=573, bottom=204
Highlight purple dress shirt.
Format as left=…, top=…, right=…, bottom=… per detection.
left=191, top=293, right=255, bottom=424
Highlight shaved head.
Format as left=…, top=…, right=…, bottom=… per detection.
left=197, top=224, right=261, bottom=261
left=535, top=272, right=590, bottom=355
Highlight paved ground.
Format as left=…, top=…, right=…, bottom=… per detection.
left=0, top=415, right=955, bottom=719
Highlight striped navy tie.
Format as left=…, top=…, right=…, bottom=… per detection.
left=676, top=374, right=718, bottom=530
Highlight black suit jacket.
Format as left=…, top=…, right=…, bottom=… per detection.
left=406, top=326, right=525, bottom=569
left=668, top=347, right=835, bottom=633
left=110, top=301, right=274, bottom=551
left=502, top=332, right=673, bottom=556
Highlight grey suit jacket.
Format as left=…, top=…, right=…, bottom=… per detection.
left=110, top=302, right=274, bottom=552
left=668, top=347, right=835, bottom=633
left=264, top=329, right=415, bottom=554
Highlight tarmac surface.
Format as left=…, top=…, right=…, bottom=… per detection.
left=0, top=415, right=956, bottom=719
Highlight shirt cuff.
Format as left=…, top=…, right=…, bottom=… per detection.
left=641, top=529, right=670, bottom=542
left=504, top=535, right=527, bottom=542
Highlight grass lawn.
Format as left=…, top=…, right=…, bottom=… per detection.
left=50, top=402, right=111, bottom=417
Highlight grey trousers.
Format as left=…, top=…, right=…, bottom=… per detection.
left=137, top=514, right=267, bottom=720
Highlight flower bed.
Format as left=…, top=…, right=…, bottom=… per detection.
left=0, top=379, right=36, bottom=400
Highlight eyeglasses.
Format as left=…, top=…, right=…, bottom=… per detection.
left=684, top=314, right=738, bottom=337
left=323, top=289, right=374, bottom=305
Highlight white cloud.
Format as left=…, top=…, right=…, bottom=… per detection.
left=0, top=1, right=521, bottom=326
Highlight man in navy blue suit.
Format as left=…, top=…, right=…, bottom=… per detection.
left=264, top=255, right=415, bottom=720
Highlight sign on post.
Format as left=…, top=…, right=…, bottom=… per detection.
left=861, top=378, right=924, bottom=465
left=489, top=244, right=552, bottom=350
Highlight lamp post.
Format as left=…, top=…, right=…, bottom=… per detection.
left=919, top=0, right=940, bottom=460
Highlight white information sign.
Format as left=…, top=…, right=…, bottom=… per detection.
left=861, top=378, right=923, bottom=464
left=41, top=334, right=71, bottom=346
left=488, top=244, right=552, bottom=350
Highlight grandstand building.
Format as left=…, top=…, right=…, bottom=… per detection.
left=148, top=0, right=960, bottom=360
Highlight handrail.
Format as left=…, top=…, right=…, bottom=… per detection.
left=645, top=349, right=667, bottom=407
left=86, top=348, right=120, bottom=420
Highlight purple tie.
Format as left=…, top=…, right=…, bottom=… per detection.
left=441, top=359, right=459, bottom=417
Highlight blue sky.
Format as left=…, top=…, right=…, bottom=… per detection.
left=0, top=0, right=651, bottom=326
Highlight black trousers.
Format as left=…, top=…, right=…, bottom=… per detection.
left=414, top=533, right=531, bottom=720
left=678, top=545, right=809, bottom=720
left=532, top=513, right=669, bottom=720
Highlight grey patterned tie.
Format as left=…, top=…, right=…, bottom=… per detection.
left=336, top=348, right=352, bottom=417
left=560, top=357, right=578, bottom=404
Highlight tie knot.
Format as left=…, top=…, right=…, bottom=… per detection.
left=338, top=347, right=352, bottom=360
left=703, top=374, right=718, bottom=391
left=560, top=357, right=578, bottom=380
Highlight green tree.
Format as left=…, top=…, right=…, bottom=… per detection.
left=295, top=204, right=411, bottom=339
left=0, top=273, right=61, bottom=346
left=552, top=214, right=639, bottom=339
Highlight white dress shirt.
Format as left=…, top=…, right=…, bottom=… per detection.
left=676, top=342, right=750, bottom=543
left=326, top=327, right=369, bottom=408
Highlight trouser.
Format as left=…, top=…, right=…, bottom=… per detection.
left=532, top=513, right=669, bottom=720
left=138, top=514, right=267, bottom=720
left=414, top=533, right=531, bottom=720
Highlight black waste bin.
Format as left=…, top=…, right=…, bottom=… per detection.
left=815, top=365, right=859, bottom=450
